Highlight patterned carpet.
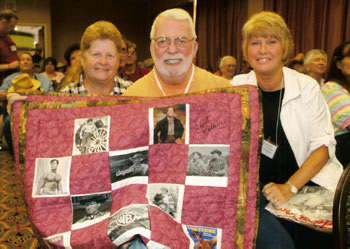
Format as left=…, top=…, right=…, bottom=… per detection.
left=0, top=151, right=39, bottom=248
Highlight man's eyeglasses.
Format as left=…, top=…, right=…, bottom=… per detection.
left=153, top=37, right=195, bottom=48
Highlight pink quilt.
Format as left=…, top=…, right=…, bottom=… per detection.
left=11, top=87, right=262, bottom=248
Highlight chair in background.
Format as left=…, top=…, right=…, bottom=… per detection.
left=333, top=164, right=350, bottom=249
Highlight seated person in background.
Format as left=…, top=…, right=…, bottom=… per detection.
left=117, top=37, right=128, bottom=79
left=33, top=63, right=42, bottom=73
left=40, top=57, right=65, bottom=90
left=0, top=52, right=53, bottom=95
left=59, top=21, right=133, bottom=95
left=293, top=52, right=304, bottom=63
left=64, top=43, right=80, bottom=72
left=321, top=41, right=350, bottom=168
left=142, top=57, right=154, bottom=70
left=136, top=60, right=143, bottom=68
left=0, top=52, right=54, bottom=152
left=239, top=59, right=252, bottom=74
left=304, top=49, right=327, bottom=85
left=219, top=55, right=236, bottom=82
left=32, top=44, right=43, bottom=67
left=56, top=43, right=81, bottom=90
left=119, top=41, right=150, bottom=82
left=287, top=59, right=305, bottom=74
left=232, top=11, right=343, bottom=249
left=123, top=8, right=231, bottom=97
left=56, top=62, right=67, bottom=73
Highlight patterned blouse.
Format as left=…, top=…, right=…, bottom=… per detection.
left=60, top=75, right=133, bottom=95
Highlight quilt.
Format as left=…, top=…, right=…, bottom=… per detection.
left=11, top=86, right=262, bottom=248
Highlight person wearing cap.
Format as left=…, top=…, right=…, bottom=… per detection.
left=208, top=149, right=227, bottom=176
left=0, top=52, right=53, bottom=152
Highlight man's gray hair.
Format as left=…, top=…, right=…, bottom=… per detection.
left=304, top=49, right=327, bottom=65
left=150, top=8, right=197, bottom=40
left=219, top=55, right=236, bottom=67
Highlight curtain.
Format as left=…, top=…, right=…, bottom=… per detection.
left=196, top=0, right=248, bottom=73
left=264, top=0, right=350, bottom=62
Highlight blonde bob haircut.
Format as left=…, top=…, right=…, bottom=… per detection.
left=150, top=8, right=197, bottom=40
left=80, top=20, right=122, bottom=54
left=242, top=11, right=294, bottom=65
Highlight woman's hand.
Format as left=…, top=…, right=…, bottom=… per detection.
left=6, top=93, right=27, bottom=113
left=262, top=182, right=294, bottom=208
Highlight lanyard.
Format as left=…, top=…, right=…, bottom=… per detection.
left=154, top=64, right=195, bottom=97
left=275, top=83, right=283, bottom=146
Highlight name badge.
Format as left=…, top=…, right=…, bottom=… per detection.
left=10, top=45, right=17, bottom=51
left=261, top=139, right=278, bottom=159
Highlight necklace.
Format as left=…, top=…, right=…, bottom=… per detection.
left=154, top=64, right=195, bottom=96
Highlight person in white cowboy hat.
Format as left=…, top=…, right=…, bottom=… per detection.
left=0, top=52, right=54, bottom=152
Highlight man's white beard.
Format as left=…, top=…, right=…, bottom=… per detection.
left=155, top=53, right=193, bottom=79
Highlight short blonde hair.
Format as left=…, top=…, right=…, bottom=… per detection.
left=242, top=11, right=294, bottom=64
left=150, top=8, right=197, bottom=40
left=80, top=21, right=122, bottom=54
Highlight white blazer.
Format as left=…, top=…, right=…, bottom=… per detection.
left=232, top=67, right=343, bottom=192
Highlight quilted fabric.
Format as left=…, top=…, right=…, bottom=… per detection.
left=11, top=87, right=262, bottom=248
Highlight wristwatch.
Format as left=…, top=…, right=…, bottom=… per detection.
left=286, top=180, right=298, bottom=194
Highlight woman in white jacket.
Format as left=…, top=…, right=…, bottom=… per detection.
left=232, top=11, right=343, bottom=249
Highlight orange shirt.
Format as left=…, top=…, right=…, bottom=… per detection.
left=123, top=65, right=231, bottom=97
